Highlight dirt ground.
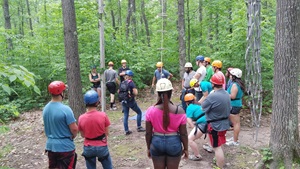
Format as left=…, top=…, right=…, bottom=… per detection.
left=0, top=85, right=275, bottom=169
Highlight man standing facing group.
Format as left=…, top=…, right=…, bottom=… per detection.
left=104, top=61, right=120, bottom=111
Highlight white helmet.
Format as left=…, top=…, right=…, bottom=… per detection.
left=156, top=78, right=173, bottom=92
left=184, top=62, right=193, bottom=68
left=230, top=68, right=242, bottom=78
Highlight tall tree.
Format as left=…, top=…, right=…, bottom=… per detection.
left=141, top=0, right=150, bottom=46
left=2, top=0, right=13, bottom=51
left=26, top=0, right=34, bottom=36
left=177, top=0, right=186, bottom=77
left=61, top=0, right=85, bottom=120
left=270, top=0, right=300, bottom=168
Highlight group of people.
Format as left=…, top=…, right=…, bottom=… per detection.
left=42, top=56, right=245, bottom=169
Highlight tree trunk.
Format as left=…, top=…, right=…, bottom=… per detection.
left=186, top=0, right=190, bottom=62
left=125, top=0, right=132, bottom=40
left=110, top=9, right=116, bottom=39
left=208, top=13, right=213, bottom=50
left=141, top=0, right=150, bottom=47
left=198, top=0, right=203, bottom=44
left=26, top=0, right=34, bottom=36
left=270, top=0, right=300, bottom=168
left=117, top=0, right=122, bottom=27
left=2, top=0, right=13, bottom=50
left=61, top=0, right=85, bottom=120
left=131, top=0, right=137, bottom=41
left=177, top=0, right=186, bottom=78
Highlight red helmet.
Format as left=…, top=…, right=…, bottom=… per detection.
left=48, top=81, right=66, bottom=95
left=210, top=73, right=225, bottom=85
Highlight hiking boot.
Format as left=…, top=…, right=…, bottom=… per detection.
left=125, top=131, right=132, bottom=135
left=188, top=155, right=202, bottom=161
left=226, top=141, right=239, bottom=146
left=137, top=126, right=146, bottom=132
left=203, top=143, right=213, bottom=153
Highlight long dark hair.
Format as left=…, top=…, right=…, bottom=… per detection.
left=232, top=76, right=246, bottom=93
left=154, top=90, right=172, bottom=130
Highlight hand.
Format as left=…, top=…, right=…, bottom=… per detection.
left=182, top=149, right=188, bottom=159
left=147, top=149, right=151, bottom=159
left=151, top=84, right=154, bottom=88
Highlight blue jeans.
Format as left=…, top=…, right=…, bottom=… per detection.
left=150, top=135, right=182, bottom=157
left=122, top=100, right=142, bottom=132
left=82, top=145, right=113, bottom=169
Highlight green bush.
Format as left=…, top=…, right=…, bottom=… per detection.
left=0, top=104, right=20, bottom=123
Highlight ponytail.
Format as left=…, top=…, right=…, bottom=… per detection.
left=155, top=90, right=172, bottom=130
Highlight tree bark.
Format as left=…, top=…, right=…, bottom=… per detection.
left=141, top=0, right=150, bottom=46
left=131, top=0, right=137, bottom=41
left=198, top=0, right=203, bottom=44
left=26, top=0, right=34, bottom=36
left=2, top=0, right=13, bottom=50
left=177, top=0, right=186, bottom=78
left=61, top=0, right=85, bottom=120
left=125, top=0, right=132, bottom=40
left=186, top=0, right=190, bottom=61
left=270, top=0, right=300, bottom=168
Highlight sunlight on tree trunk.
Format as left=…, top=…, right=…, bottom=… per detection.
left=270, top=0, right=300, bottom=168
left=177, top=0, right=186, bottom=78
left=61, top=0, right=85, bottom=120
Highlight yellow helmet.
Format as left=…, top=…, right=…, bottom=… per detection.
left=156, top=62, right=163, bottom=67
left=108, top=61, right=114, bottom=66
left=211, top=60, right=222, bottom=68
left=189, top=78, right=198, bottom=88
left=121, top=59, right=127, bottom=64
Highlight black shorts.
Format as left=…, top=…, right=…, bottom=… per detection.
left=230, top=106, right=242, bottom=115
left=106, top=82, right=116, bottom=94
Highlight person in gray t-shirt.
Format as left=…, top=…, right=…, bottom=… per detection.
left=104, top=61, right=120, bottom=110
left=201, top=73, right=230, bottom=169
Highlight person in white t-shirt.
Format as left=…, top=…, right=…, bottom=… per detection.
left=193, top=55, right=207, bottom=101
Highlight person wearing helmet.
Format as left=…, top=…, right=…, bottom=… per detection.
left=43, top=81, right=78, bottom=169
left=203, top=57, right=213, bottom=81
left=104, top=61, right=120, bottom=111
left=180, top=62, right=196, bottom=111
left=120, top=70, right=146, bottom=135
left=193, top=55, right=207, bottom=101
left=78, top=90, right=113, bottom=169
left=225, top=67, right=234, bottom=90
left=201, top=73, right=231, bottom=169
left=184, top=93, right=208, bottom=161
left=225, top=68, right=246, bottom=146
left=118, top=59, right=130, bottom=82
left=89, top=65, right=101, bottom=101
left=151, top=61, right=173, bottom=88
left=145, top=78, right=188, bottom=168
left=211, top=60, right=226, bottom=89
left=198, top=80, right=213, bottom=104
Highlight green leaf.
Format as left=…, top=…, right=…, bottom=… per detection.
left=9, top=75, right=17, bottom=82
left=34, top=86, right=41, bottom=95
left=1, top=84, right=11, bottom=95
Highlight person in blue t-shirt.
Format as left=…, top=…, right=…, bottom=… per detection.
left=198, top=81, right=213, bottom=104
left=226, top=68, right=245, bottom=146
left=151, top=62, right=173, bottom=88
left=43, top=81, right=78, bottom=169
left=184, top=93, right=208, bottom=161
left=121, top=70, right=146, bottom=135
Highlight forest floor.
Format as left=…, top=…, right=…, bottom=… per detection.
left=1, top=82, right=297, bottom=169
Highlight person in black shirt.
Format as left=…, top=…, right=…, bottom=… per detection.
left=118, top=59, right=130, bottom=82
left=89, top=66, right=101, bottom=101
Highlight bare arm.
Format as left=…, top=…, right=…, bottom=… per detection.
left=229, top=83, right=238, bottom=99
left=151, top=76, right=156, bottom=87
left=179, top=124, right=188, bottom=159
left=181, top=79, right=185, bottom=89
left=168, top=73, right=173, bottom=79
left=198, top=91, right=208, bottom=104
left=193, top=73, right=201, bottom=80
left=69, top=122, right=78, bottom=139
left=115, top=78, right=120, bottom=86
left=89, top=73, right=94, bottom=82
left=132, top=88, right=138, bottom=96
left=187, top=118, right=195, bottom=128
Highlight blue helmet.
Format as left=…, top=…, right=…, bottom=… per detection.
left=84, top=90, right=99, bottom=104
left=125, top=70, right=134, bottom=76
left=196, top=55, right=205, bottom=61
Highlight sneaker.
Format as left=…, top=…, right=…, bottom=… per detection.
left=109, top=108, right=113, bottom=111
left=203, top=143, right=213, bottom=153
left=112, top=107, right=117, bottom=111
left=137, top=126, right=146, bottom=132
left=226, top=137, right=233, bottom=142
left=125, top=131, right=132, bottom=135
left=188, top=155, right=202, bottom=161
left=225, top=141, right=239, bottom=146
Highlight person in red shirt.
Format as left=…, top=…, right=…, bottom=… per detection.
left=78, top=90, right=113, bottom=169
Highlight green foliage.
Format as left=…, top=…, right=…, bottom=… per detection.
left=261, top=147, right=273, bottom=168
left=0, top=125, right=10, bottom=134
left=0, top=103, right=20, bottom=123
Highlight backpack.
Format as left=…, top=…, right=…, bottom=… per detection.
left=118, top=80, right=132, bottom=102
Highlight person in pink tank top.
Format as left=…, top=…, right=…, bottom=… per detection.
left=145, top=78, right=188, bottom=169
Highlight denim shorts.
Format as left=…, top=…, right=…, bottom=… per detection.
left=150, top=135, right=182, bottom=157
left=230, top=106, right=242, bottom=115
